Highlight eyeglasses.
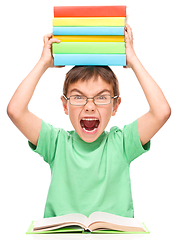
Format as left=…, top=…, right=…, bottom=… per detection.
left=63, top=94, right=119, bottom=106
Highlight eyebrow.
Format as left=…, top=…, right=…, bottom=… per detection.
left=69, top=88, right=112, bottom=96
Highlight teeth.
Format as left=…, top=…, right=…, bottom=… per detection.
left=95, top=122, right=99, bottom=127
left=82, top=127, right=97, bottom=133
left=81, top=118, right=99, bottom=121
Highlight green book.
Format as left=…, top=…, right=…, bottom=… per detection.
left=52, top=42, right=125, bottom=54
left=26, top=212, right=150, bottom=234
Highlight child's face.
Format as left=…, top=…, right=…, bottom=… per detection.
left=61, top=76, right=121, bottom=143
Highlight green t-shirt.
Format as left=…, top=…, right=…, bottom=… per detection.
left=29, top=119, right=150, bottom=218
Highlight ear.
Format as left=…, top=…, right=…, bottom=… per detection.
left=112, top=97, right=121, bottom=116
left=61, top=95, right=69, bottom=115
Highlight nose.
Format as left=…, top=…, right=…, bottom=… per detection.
left=84, top=98, right=96, bottom=112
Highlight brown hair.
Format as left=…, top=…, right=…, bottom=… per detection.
left=63, top=66, right=120, bottom=104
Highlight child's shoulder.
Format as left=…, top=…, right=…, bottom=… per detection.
left=41, top=120, right=69, bottom=139
left=108, top=119, right=138, bottom=138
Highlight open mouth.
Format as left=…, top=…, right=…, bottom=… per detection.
left=80, top=118, right=100, bottom=133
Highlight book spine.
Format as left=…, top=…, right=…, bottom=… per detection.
left=53, top=54, right=126, bottom=66
left=52, top=27, right=125, bottom=36
left=53, top=35, right=125, bottom=42
left=52, top=42, right=125, bottom=54
left=54, top=6, right=127, bottom=17
left=52, top=17, right=126, bottom=27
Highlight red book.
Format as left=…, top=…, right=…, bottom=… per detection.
left=54, top=6, right=126, bottom=17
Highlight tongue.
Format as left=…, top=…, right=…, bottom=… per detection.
left=82, top=120, right=97, bottom=128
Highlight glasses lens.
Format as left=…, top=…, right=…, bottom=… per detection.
left=94, top=95, right=111, bottom=105
left=70, top=95, right=87, bottom=105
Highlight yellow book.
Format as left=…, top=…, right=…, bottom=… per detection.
left=53, top=35, right=125, bottom=42
left=53, top=17, right=126, bottom=27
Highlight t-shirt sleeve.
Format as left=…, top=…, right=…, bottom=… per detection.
left=113, top=119, right=150, bottom=164
left=123, top=119, right=150, bottom=163
left=28, top=120, right=61, bottom=165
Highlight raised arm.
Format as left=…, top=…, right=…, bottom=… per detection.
left=124, top=25, right=171, bottom=145
left=7, top=34, right=63, bottom=146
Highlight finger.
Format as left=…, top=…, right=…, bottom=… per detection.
left=125, top=24, right=131, bottom=31
left=124, top=29, right=130, bottom=43
left=49, top=38, right=61, bottom=44
left=126, top=24, right=133, bottom=40
left=51, top=37, right=61, bottom=43
left=43, top=33, right=53, bottom=43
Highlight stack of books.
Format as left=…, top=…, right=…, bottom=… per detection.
left=52, top=6, right=127, bottom=66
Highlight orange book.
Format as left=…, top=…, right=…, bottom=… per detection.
left=53, top=35, right=125, bottom=42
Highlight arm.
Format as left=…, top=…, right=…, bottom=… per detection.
left=124, top=25, right=171, bottom=145
left=7, top=33, right=63, bottom=146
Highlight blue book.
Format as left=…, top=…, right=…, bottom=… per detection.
left=53, top=27, right=125, bottom=36
left=53, top=54, right=126, bottom=66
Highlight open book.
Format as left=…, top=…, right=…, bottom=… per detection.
left=27, top=212, right=149, bottom=234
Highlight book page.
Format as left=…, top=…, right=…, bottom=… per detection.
left=34, top=213, right=88, bottom=230
left=88, top=212, right=143, bottom=228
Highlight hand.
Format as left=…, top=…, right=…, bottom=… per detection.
left=124, top=24, right=138, bottom=68
left=39, top=33, right=64, bottom=68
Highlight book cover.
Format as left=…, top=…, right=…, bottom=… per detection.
left=53, top=54, right=127, bottom=66
left=52, top=42, right=125, bottom=54
left=53, top=35, right=125, bottom=42
left=54, top=6, right=127, bottom=17
left=53, top=17, right=126, bottom=27
left=52, top=26, right=125, bottom=36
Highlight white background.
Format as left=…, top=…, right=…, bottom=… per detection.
left=0, top=0, right=181, bottom=239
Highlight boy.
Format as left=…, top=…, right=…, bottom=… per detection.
left=7, top=25, right=171, bottom=218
